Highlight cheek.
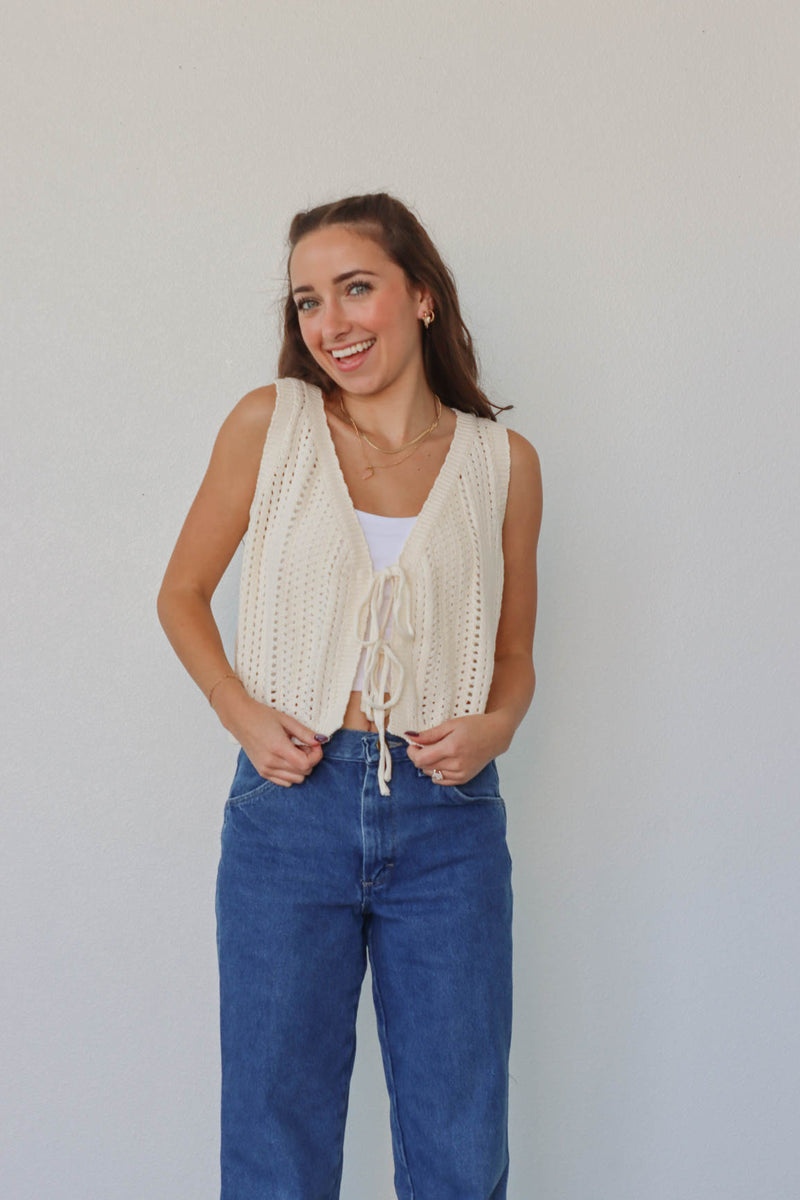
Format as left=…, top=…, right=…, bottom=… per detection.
left=370, top=300, right=410, bottom=339
left=298, top=323, right=321, bottom=352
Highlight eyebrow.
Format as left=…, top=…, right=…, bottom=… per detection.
left=291, top=269, right=380, bottom=296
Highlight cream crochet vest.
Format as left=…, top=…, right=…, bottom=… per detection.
left=233, top=376, right=511, bottom=794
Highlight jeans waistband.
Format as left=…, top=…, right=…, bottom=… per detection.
left=319, top=726, right=411, bottom=764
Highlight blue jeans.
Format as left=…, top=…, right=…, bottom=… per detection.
left=215, top=727, right=513, bottom=1199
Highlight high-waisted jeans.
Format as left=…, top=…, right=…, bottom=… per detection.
left=215, top=727, right=513, bottom=1200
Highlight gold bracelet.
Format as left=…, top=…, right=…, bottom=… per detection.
left=207, top=673, right=241, bottom=706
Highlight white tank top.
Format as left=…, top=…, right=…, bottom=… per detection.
left=351, top=508, right=418, bottom=691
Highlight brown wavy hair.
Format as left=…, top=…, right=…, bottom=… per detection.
left=276, top=192, right=513, bottom=420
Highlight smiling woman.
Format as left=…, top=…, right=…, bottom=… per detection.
left=289, top=227, right=432, bottom=390
left=156, top=190, right=542, bottom=1199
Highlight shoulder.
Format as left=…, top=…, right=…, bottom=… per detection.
left=480, top=418, right=541, bottom=484
left=226, top=382, right=278, bottom=431
left=476, top=415, right=539, bottom=467
left=504, top=426, right=542, bottom=533
left=506, top=426, right=541, bottom=476
left=203, top=384, right=279, bottom=491
left=473, top=417, right=541, bottom=499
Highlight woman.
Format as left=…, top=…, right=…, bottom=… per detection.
left=157, top=192, right=542, bottom=1200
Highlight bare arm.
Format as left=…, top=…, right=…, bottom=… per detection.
left=484, top=428, right=543, bottom=750
left=156, top=384, right=324, bottom=784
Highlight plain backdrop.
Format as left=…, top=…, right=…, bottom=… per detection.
left=2, top=2, right=799, bottom=1198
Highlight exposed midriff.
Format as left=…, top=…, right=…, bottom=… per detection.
left=340, top=688, right=393, bottom=733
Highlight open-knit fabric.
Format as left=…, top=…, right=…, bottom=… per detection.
left=233, top=376, right=511, bottom=795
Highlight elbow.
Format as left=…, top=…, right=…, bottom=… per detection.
left=156, top=581, right=182, bottom=630
left=156, top=581, right=208, bottom=628
left=156, top=587, right=170, bottom=630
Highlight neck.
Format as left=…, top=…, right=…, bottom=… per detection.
left=333, top=381, right=439, bottom=444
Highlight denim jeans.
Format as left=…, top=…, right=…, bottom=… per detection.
left=215, top=727, right=513, bottom=1200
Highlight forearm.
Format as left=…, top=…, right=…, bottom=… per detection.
left=484, top=652, right=536, bottom=753
left=156, top=587, right=249, bottom=729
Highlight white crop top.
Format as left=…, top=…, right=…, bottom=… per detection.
left=351, top=508, right=418, bottom=691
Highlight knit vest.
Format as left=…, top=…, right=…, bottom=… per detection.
left=232, top=376, right=511, bottom=794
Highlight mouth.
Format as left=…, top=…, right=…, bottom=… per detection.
left=327, top=337, right=376, bottom=371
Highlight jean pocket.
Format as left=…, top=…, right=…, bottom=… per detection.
left=225, top=749, right=287, bottom=808
left=416, top=758, right=504, bottom=804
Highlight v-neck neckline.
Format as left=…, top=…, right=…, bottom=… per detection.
left=304, top=381, right=475, bottom=573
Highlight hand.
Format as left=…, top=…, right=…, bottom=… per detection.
left=221, top=692, right=326, bottom=787
left=404, top=712, right=510, bottom=786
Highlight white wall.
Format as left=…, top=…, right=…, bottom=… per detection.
left=3, top=2, right=798, bottom=1197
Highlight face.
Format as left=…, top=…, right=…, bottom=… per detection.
left=289, top=225, right=431, bottom=394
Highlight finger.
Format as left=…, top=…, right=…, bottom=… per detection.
left=429, top=767, right=448, bottom=785
left=286, top=715, right=329, bottom=746
left=283, top=738, right=322, bottom=770
left=264, top=770, right=307, bottom=787
left=256, top=754, right=315, bottom=785
left=425, top=758, right=461, bottom=783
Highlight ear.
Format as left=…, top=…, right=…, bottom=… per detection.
left=414, top=284, right=435, bottom=319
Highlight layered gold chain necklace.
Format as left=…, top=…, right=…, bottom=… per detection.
left=338, top=393, right=442, bottom=481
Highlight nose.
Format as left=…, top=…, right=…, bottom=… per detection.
left=320, top=294, right=351, bottom=343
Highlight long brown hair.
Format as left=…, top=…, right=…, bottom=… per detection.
left=276, top=192, right=513, bottom=420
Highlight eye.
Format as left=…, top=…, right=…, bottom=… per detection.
left=295, top=279, right=373, bottom=315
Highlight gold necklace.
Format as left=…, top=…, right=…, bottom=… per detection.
left=338, top=393, right=441, bottom=451
left=338, top=394, right=442, bottom=481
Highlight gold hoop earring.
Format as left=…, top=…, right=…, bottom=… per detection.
left=422, top=310, right=435, bottom=329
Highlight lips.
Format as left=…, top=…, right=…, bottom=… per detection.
left=327, top=338, right=376, bottom=371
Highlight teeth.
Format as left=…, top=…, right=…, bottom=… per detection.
left=331, top=339, right=376, bottom=359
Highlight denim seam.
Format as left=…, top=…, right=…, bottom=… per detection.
left=370, top=951, right=416, bottom=1200
left=414, top=767, right=504, bottom=805
left=359, top=747, right=369, bottom=904
left=328, top=974, right=363, bottom=1200
left=225, top=779, right=282, bottom=809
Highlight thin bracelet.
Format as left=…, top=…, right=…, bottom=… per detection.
left=207, top=673, right=242, bottom=706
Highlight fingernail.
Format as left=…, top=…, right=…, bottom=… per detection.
left=404, top=730, right=419, bottom=737
left=314, top=734, right=329, bottom=743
